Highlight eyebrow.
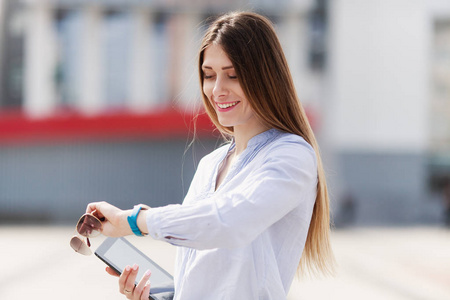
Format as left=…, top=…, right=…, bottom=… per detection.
left=202, top=65, right=234, bottom=70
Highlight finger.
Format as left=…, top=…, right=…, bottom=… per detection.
left=86, top=202, right=102, bottom=214
left=123, top=264, right=139, bottom=295
left=133, top=269, right=152, bottom=300
left=86, top=202, right=131, bottom=237
left=140, top=280, right=151, bottom=300
left=119, top=265, right=133, bottom=294
left=86, top=201, right=114, bottom=219
left=105, top=266, right=120, bottom=277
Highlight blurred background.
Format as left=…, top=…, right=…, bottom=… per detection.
left=0, top=0, right=449, bottom=299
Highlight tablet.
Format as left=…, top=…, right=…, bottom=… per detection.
left=95, top=237, right=174, bottom=297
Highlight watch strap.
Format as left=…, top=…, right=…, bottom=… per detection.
left=127, top=205, right=147, bottom=236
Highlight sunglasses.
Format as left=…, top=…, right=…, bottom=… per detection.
left=70, top=213, right=103, bottom=255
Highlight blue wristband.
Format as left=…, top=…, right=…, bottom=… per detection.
left=127, top=205, right=147, bottom=237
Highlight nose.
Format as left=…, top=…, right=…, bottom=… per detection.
left=212, top=76, right=228, bottom=99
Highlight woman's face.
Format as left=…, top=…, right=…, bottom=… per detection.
left=202, top=44, right=261, bottom=133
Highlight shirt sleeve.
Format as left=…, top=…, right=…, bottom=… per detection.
left=146, top=139, right=318, bottom=250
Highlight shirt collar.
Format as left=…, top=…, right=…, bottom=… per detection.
left=228, top=128, right=280, bottom=150
left=247, top=128, right=280, bottom=148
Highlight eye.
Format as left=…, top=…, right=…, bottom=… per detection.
left=203, top=73, right=215, bottom=80
left=229, top=75, right=237, bottom=79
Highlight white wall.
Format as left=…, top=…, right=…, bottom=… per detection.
left=328, top=0, right=430, bottom=153
left=429, top=0, right=450, bottom=20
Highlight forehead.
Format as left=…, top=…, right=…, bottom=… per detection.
left=202, top=44, right=232, bottom=68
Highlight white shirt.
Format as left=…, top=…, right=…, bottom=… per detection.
left=146, top=129, right=318, bottom=299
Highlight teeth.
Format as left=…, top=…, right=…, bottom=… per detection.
left=217, top=101, right=239, bottom=109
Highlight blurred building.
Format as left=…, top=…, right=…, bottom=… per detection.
left=0, top=0, right=317, bottom=223
left=2, top=0, right=315, bottom=117
left=1, top=0, right=449, bottom=226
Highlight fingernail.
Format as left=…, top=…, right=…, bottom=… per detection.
left=144, top=269, right=151, bottom=277
left=125, top=266, right=131, bottom=272
left=146, top=280, right=151, bottom=286
left=133, top=264, right=138, bottom=270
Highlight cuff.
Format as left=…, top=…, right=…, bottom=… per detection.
left=146, top=206, right=164, bottom=240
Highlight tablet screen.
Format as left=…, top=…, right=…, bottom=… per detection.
left=100, top=238, right=172, bottom=286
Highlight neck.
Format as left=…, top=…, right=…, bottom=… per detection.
left=233, top=124, right=270, bottom=155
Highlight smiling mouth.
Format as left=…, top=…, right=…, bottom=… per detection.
left=216, top=101, right=240, bottom=109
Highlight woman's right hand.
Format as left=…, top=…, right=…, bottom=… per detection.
left=106, top=264, right=152, bottom=300
left=86, top=201, right=133, bottom=237
left=86, top=201, right=150, bottom=237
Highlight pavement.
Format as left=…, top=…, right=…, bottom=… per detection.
left=0, top=225, right=449, bottom=300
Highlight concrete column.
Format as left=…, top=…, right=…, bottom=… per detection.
left=78, top=5, right=103, bottom=115
left=180, top=13, right=202, bottom=110
left=128, top=8, right=155, bottom=113
left=0, top=0, right=5, bottom=104
left=23, top=0, right=58, bottom=117
left=170, top=13, right=201, bottom=110
left=278, top=12, right=314, bottom=105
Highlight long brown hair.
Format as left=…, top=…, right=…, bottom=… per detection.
left=198, top=11, right=335, bottom=276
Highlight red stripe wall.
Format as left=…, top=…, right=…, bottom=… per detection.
left=0, top=106, right=317, bottom=146
left=0, top=109, right=216, bottom=145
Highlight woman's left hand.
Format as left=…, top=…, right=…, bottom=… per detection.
left=118, top=264, right=152, bottom=300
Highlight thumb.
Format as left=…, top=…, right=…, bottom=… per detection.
left=105, top=266, right=120, bottom=277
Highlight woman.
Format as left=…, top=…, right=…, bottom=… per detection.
left=87, top=11, right=335, bottom=299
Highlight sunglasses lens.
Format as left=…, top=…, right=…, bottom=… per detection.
left=77, top=214, right=102, bottom=237
left=70, top=236, right=92, bottom=256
